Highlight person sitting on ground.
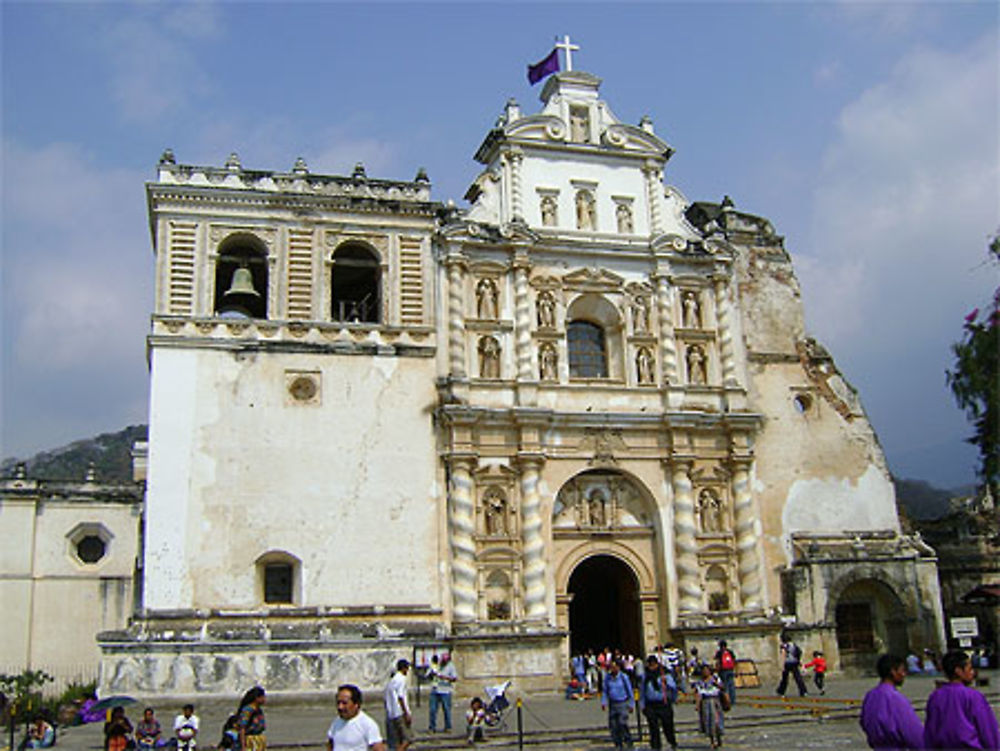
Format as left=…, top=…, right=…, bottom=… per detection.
left=905, top=652, right=923, bottom=675
left=859, top=654, right=924, bottom=751
left=104, top=707, right=133, bottom=751
left=25, top=716, right=55, bottom=749
left=136, top=707, right=162, bottom=750
left=465, top=698, right=486, bottom=744
left=924, top=649, right=999, bottom=750
left=174, top=704, right=199, bottom=750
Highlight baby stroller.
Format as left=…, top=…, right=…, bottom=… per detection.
left=483, top=680, right=512, bottom=731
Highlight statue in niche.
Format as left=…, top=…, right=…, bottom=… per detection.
left=636, top=347, right=654, bottom=384
left=632, top=295, right=650, bottom=333
left=540, top=343, right=558, bottom=381
left=570, top=109, right=590, bottom=142
left=698, top=489, right=724, bottom=533
left=537, top=291, right=556, bottom=328
left=687, top=344, right=707, bottom=385
left=484, top=489, right=507, bottom=535
left=616, top=203, right=634, bottom=234
left=575, top=190, right=596, bottom=231
left=479, top=336, right=501, bottom=378
left=682, top=291, right=701, bottom=329
left=588, top=490, right=607, bottom=526
left=540, top=196, right=557, bottom=227
left=477, top=278, right=499, bottom=319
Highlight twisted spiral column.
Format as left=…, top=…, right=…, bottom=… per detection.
left=446, top=257, right=467, bottom=377
left=671, top=460, right=701, bottom=613
left=730, top=460, right=763, bottom=610
left=644, top=163, right=664, bottom=234
left=714, top=275, right=737, bottom=385
left=508, top=149, right=524, bottom=220
left=513, top=259, right=533, bottom=381
left=518, top=455, right=548, bottom=621
left=447, top=456, right=478, bottom=622
left=654, top=274, right=678, bottom=384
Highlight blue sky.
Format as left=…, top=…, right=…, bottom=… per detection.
left=2, top=1, right=997, bottom=488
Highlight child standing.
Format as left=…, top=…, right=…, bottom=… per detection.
left=802, top=651, right=827, bottom=695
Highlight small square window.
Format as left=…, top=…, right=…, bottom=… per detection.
left=264, top=563, right=293, bottom=604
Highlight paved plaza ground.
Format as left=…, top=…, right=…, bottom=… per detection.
left=35, top=670, right=999, bottom=751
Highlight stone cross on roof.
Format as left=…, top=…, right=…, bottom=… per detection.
left=555, top=34, right=580, bottom=72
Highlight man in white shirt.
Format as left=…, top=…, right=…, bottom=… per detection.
left=383, top=659, right=413, bottom=751
left=428, top=653, right=458, bottom=732
left=173, top=704, right=199, bottom=751
left=326, top=685, right=385, bottom=751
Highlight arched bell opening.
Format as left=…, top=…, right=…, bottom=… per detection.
left=215, top=235, right=268, bottom=319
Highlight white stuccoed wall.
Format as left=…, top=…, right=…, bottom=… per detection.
left=143, top=346, right=440, bottom=611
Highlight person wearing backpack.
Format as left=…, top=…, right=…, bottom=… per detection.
left=776, top=636, right=808, bottom=697
left=714, top=640, right=738, bottom=707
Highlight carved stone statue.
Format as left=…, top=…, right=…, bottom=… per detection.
left=588, top=491, right=606, bottom=526
left=682, top=291, right=701, bottom=328
left=616, top=203, right=634, bottom=234
left=540, top=343, right=558, bottom=381
left=477, top=278, right=499, bottom=319
left=537, top=291, right=556, bottom=328
left=687, top=344, right=707, bottom=385
left=540, top=196, right=557, bottom=227
left=698, top=489, right=723, bottom=533
left=632, top=295, right=650, bottom=333
left=479, top=336, right=500, bottom=378
left=575, top=190, right=596, bottom=230
left=484, top=490, right=507, bottom=535
left=570, top=109, right=590, bottom=142
left=636, top=347, right=654, bottom=384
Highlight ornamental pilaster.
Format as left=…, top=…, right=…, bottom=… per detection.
left=713, top=273, right=737, bottom=386
left=516, top=453, right=548, bottom=621
left=669, top=459, right=701, bottom=613
left=443, top=252, right=468, bottom=377
left=652, top=272, right=678, bottom=384
left=728, top=457, right=764, bottom=611
left=446, top=455, right=478, bottom=623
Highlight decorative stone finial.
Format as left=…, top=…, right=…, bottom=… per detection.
left=504, top=98, right=521, bottom=124
left=721, top=195, right=735, bottom=209
left=225, top=152, right=242, bottom=171
left=159, top=148, right=176, bottom=165
left=292, top=157, right=308, bottom=175
left=352, top=162, right=367, bottom=180
left=414, top=167, right=430, bottom=184
left=639, top=115, right=654, bottom=133
left=14, top=462, right=27, bottom=480
left=85, top=462, right=97, bottom=482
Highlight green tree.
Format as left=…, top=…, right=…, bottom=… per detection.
left=946, top=234, right=1000, bottom=500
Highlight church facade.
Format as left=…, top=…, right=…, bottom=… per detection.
left=98, top=69, right=944, bottom=695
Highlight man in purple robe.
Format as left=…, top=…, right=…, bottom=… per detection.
left=924, top=650, right=999, bottom=750
left=859, top=654, right=925, bottom=750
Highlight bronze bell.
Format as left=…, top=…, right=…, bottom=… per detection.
left=224, top=266, right=260, bottom=298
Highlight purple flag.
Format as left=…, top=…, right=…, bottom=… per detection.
left=527, top=48, right=559, bottom=85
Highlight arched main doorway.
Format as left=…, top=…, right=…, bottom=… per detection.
left=568, top=554, right=642, bottom=656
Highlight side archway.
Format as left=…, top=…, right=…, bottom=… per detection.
left=828, top=575, right=909, bottom=671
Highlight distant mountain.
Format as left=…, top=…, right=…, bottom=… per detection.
left=893, top=476, right=975, bottom=521
left=1, top=425, right=148, bottom=483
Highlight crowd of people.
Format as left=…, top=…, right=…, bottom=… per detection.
left=13, top=642, right=996, bottom=751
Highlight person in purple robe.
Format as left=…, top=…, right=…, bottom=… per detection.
left=859, top=654, right=925, bottom=750
left=924, top=649, right=999, bottom=750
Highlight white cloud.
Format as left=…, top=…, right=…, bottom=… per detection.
left=2, top=140, right=151, bottom=455
left=98, top=5, right=219, bottom=125
left=801, top=31, right=999, bottom=353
